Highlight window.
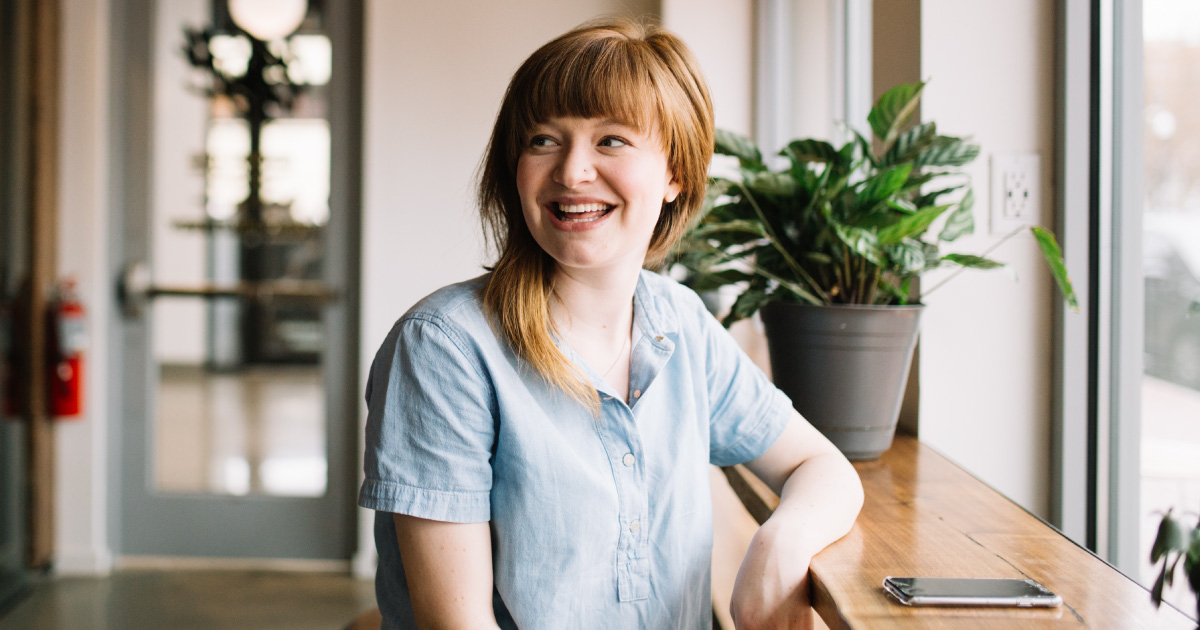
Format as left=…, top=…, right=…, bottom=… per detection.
left=1059, top=0, right=1198, bottom=617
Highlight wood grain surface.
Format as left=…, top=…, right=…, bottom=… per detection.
left=723, top=435, right=1198, bottom=629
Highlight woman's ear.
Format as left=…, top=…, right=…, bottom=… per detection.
left=664, top=175, right=682, bottom=203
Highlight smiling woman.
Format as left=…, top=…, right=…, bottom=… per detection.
left=358, top=17, right=864, bottom=630
left=479, top=19, right=714, bottom=409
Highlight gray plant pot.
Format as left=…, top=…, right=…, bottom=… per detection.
left=759, top=301, right=924, bottom=461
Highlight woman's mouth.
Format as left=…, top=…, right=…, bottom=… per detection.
left=552, top=202, right=614, bottom=223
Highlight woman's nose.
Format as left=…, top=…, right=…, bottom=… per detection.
left=553, top=144, right=596, bottom=189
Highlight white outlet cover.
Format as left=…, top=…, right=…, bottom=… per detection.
left=990, top=153, right=1041, bottom=236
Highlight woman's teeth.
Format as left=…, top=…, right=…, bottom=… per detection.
left=554, top=203, right=612, bottom=222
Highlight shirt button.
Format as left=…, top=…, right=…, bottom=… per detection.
left=629, top=520, right=641, bottom=533
left=654, top=335, right=663, bottom=342
left=633, top=389, right=642, bottom=398
left=622, top=453, right=635, bottom=467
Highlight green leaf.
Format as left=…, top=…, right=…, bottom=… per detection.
left=1031, top=226, right=1080, bottom=312
left=817, top=170, right=854, bottom=206
left=689, top=219, right=766, bottom=240
left=850, top=129, right=877, bottom=168
left=690, top=269, right=754, bottom=292
left=721, top=281, right=773, bottom=327
left=884, top=240, right=926, bottom=273
left=882, top=121, right=938, bottom=167
left=941, top=253, right=1005, bottom=269
left=878, top=204, right=951, bottom=244
left=938, top=189, right=976, bottom=242
left=715, top=129, right=765, bottom=171
left=915, top=137, right=981, bottom=167
left=1151, top=565, right=1167, bottom=606
left=868, top=82, right=925, bottom=148
left=887, top=198, right=918, bottom=214
left=922, top=242, right=943, bottom=270
left=858, top=163, right=914, bottom=206
left=833, top=223, right=885, bottom=267
left=705, top=198, right=758, bottom=223
left=745, top=171, right=797, bottom=198
left=877, top=277, right=912, bottom=304
left=915, top=183, right=965, bottom=209
left=781, top=139, right=841, bottom=166
left=782, top=136, right=840, bottom=170
left=1152, top=512, right=1188, bottom=562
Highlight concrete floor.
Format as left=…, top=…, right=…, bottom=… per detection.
left=0, top=569, right=376, bottom=630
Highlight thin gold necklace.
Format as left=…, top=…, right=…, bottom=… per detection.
left=550, top=287, right=632, bottom=378
left=601, top=334, right=630, bottom=379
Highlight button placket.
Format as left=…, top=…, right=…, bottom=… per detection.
left=600, top=402, right=649, bottom=603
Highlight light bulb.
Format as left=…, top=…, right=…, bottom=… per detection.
left=228, top=0, right=307, bottom=42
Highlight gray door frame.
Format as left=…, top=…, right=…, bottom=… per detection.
left=106, top=0, right=363, bottom=560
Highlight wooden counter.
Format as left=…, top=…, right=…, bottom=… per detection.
left=722, top=434, right=1198, bottom=629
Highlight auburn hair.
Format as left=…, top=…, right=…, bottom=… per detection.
left=479, top=17, right=714, bottom=408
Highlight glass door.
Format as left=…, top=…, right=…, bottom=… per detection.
left=1139, top=0, right=1200, bottom=616
left=112, top=0, right=360, bottom=560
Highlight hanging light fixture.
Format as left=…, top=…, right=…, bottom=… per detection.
left=228, top=0, right=308, bottom=42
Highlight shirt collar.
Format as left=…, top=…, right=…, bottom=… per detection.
left=633, top=270, right=679, bottom=340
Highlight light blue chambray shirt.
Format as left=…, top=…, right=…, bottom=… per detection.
left=359, top=270, right=793, bottom=630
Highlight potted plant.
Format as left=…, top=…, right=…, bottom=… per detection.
left=674, top=81, right=1077, bottom=460
left=1151, top=508, right=1200, bottom=623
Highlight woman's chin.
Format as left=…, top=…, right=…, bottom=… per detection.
left=545, top=251, right=642, bottom=276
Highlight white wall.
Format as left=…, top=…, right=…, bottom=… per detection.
left=791, top=0, right=835, bottom=142
left=150, top=0, right=208, bottom=365
left=55, top=0, right=113, bottom=575
left=661, top=0, right=754, bottom=136
left=918, top=0, right=1059, bottom=518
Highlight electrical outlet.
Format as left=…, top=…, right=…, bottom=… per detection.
left=989, top=153, right=1041, bottom=235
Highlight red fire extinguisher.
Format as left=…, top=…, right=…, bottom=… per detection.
left=49, top=278, right=86, bottom=418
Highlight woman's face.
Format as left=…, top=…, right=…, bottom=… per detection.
left=516, top=116, right=681, bottom=277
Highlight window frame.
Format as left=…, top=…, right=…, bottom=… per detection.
left=1053, top=0, right=1143, bottom=574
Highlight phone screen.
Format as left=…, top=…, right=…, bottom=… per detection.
left=883, top=576, right=1062, bottom=607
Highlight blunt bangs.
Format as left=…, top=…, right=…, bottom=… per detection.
left=507, top=33, right=671, bottom=161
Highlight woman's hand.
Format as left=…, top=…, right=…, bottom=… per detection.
left=729, top=519, right=816, bottom=630
left=731, top=409, right=865, bottom=629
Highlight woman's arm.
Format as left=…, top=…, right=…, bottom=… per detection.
left=729, top=410, right=864, bottom=630
left=392, top=513, right=502, bottom=630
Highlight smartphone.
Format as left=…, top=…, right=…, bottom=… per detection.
left=882, top=576, right=1063, bottom=608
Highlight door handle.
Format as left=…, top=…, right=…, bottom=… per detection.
left=118, top=261, right=338, bottom=318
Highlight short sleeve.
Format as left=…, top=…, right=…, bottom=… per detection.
left=358, top=314, right=496, bottom=523
left=696, top=302, right=794, bottom=467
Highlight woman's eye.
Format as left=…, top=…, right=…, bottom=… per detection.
left=598, top=136, right=629, bottom=148
left=529, top=135, right=556, bottom=148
